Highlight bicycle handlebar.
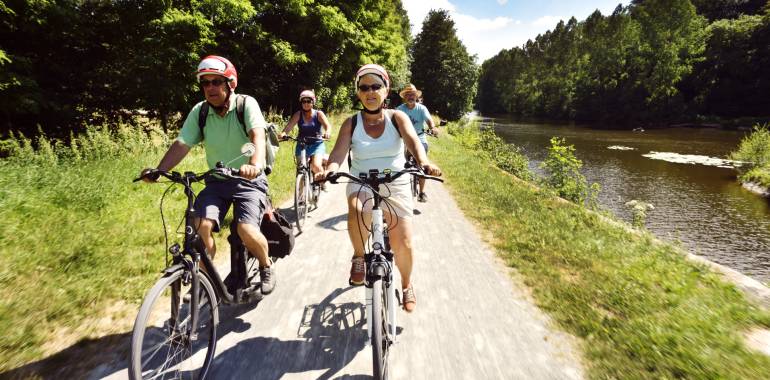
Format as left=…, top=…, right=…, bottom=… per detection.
left=326, top=168, right=443, bottom=187
left=133, top=165, right=243, bottom=184
left=280, top=136, right=330, bottom=144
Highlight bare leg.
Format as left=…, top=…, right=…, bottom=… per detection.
left=347, top=194, right=372, bottom=257
left=194, top=217, right=217, bottom=258
left=384, top=213, right=414, bottom=290
left=237, top=223, right=270, bottom=268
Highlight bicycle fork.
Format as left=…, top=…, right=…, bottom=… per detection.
left=366, top=209, right=398, bottom=345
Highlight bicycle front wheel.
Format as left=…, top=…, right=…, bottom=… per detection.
left=371, top=278, right=390, bottom=380
left=130, top=270, right=219, bottom=380
left=411, top=175, right=419, bottom=199
left=294, top=173, right=309, bottom=231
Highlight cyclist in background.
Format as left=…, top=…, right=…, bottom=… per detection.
left=280, top=90, right=332, bottom=180
left=396, top=84, right=437, bottom=203
left=319, top=64, right=442, bottom=313
left=139, top=55, right=275, bottom=294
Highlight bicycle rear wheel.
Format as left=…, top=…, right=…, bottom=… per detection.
left=130, top=270, right=218, bottom=380
left=294, top=172, right=309, bottom=231
left=371, top=278, right=390, bottom=380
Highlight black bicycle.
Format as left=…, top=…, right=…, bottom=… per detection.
left=281, top=135, right=326, bottom=232
left=130, top=148, right=271, bottom=380
left=326, top=168, right=443, bottom=380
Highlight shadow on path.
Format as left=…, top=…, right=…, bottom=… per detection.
left=209, top=287, right=367, bottom=380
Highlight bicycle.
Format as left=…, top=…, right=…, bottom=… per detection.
left=281, top=135, right=327, bottom=232
left=129, top=145, right=271, bottom=380
left=326, top=168, right=443, bottom=380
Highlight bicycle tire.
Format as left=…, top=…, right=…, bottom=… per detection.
left=294, top=173, right=309, bottom=231
left=371, top=278, right=390, bottom=380
left=130, top=270, right=218, bottom=380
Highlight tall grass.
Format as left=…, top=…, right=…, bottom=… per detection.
left=0, top=110, right=331, bottom=372
left=433, top=121, right=770, bottom=379
left=730, top=124, right=770, bottom=188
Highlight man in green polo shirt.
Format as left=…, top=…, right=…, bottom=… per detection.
left=140, top=56, right=275, bottom=294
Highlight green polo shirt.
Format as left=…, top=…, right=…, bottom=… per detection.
left=177, top=94, right=267, bottom=169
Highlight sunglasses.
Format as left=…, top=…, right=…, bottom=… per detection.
left=300, top=99, right=313, bottom=104
left=199, top=78, right=227, bottom=88
left=357, top=83, right=384, bottom=92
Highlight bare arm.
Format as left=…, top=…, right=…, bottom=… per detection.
left=393, top=110, right=442, bottom=176
left=239, top=127, right=265, bottom=180
left=318, top=111, right=332, bottom=139
left=280, top=111, right=300, bottom=138
left=157, top=141, right=191, bottom=171
left=322, top=116, right=353, bottom=177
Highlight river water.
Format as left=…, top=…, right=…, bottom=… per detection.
left=480, top=116, right=770, bottom=283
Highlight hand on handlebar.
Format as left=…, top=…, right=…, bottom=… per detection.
left=238, top=163, right=262, bottom=180
left=421, top=163, right=442, bottom=177
left=138, top=168, right=161, bottom=183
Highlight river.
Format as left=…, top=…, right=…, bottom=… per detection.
left=480, top=116, right=770, bottom=283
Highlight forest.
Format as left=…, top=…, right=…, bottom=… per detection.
left=477, top=0, right=770, bottom=126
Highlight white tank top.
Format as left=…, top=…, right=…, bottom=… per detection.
left=350, top=112, right=408, bottom=184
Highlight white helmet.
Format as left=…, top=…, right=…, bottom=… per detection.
left=299, top=89, right=316, bottom=102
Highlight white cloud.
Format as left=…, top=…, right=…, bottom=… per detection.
left=401, top=1, right=623, bottom=62
left=531, top=15, right=566, bottom=27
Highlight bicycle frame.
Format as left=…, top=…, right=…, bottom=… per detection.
left=366, top=194, right=399, bottom=344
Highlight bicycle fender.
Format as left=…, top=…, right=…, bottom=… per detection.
left=162, top=264, right=186, bottom=276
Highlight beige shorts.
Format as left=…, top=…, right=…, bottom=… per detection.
left=346, top=180, right=413, bottom=219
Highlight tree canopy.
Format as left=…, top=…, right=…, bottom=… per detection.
left=477, top=0, right=770, bottom=125
left=409, top=9, right=478, bottom=121
left=0, top=0, right=412, bottom=137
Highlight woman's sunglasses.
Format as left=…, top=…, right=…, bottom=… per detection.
left=357, top=83, right=384, bottom=92
left=300, top=99, right=313, bottom=104
left=199, top=78, right=227, bottom=88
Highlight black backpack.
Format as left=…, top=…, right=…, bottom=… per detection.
left=260, top=203, right=295, bottom=260
left=347, top=110, right=402, bottom=168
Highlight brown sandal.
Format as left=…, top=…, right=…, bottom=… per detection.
left=402, top=284, right=416, bottom=313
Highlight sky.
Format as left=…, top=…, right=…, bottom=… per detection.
left=401, top=0, right=627, bottom=62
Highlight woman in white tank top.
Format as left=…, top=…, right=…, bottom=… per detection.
left=321, top=64, right=442, bottom=313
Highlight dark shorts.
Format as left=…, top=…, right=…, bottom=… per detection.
left=194, top=175, right=269, bottom=233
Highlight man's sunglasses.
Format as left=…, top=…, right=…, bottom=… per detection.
left=357, top=83, right=384, bottom=92
left=199, top=78, right=227, bottom=87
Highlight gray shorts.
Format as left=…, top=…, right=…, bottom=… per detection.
left=194, top=175, right=269, bottom=232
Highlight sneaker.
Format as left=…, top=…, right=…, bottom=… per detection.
left=402, top=284, right=416, bottom=313
left=349, top=256, right=365, bottom=286
left=260, top=266, right=276, bottom=294
left=417, top=192, right=427, bottom=203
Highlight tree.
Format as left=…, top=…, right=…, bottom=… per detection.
left=410, top=9, right=478, bottom=121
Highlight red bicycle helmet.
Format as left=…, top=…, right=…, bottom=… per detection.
left=196, top=55, right=238, bottom=90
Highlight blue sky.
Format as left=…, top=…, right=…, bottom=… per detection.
left=401, top=0, right=626, bottom=62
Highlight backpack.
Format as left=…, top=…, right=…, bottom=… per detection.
left=347, top=110, right=402, bottom=168
left=260, top=202, right=295, bottom=260
left=198, top=94, right=280, bottom=175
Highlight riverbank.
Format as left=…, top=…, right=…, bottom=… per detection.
left=430, top=120, right=770, bottom=379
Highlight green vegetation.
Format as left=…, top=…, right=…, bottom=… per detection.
left=434, top=119, right=770, bottom=379
left=541, top=137, right=600, bottom=206
left=410, top=10, right=478, bottom=121
left=0, top=113, right=348, bottom=372
left=0, top=0, right=412, bottom=137
left=477, top=0, right=770, bottom=125
left=730, top=124, right=770, bottom=188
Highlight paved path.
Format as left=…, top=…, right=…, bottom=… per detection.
left=93, top=179, right=583, bottom=379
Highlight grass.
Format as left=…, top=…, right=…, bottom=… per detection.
left=0, top=113, right=345, bottom=374
left=730, top=124, right=770, bottom=189
left=431, top=120, right=770, bottom=379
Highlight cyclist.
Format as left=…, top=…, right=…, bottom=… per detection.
left=139, top=55, right=276, bottom=294
left=319, top=64, right=442, bottom=313
left=396, top=84, right=437, bottom=203
left=279, top=89, right=332, bottom=181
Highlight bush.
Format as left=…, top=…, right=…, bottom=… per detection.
left=730, top=124, right=770, bottom=187
left=540, top=136, right=599, bottom=206
left=446, top=118, right=532, bottom=181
